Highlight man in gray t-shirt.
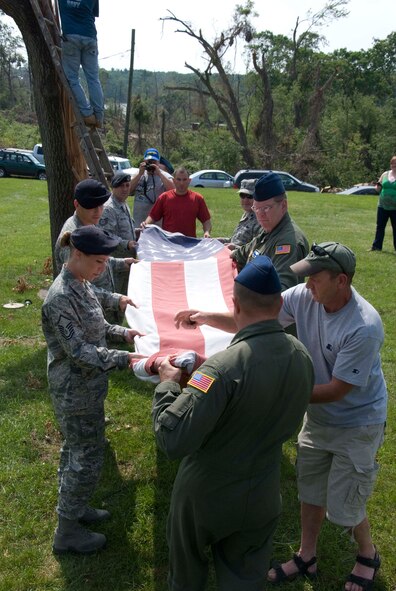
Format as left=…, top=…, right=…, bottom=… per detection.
left=172, top=242, right=387, bottom=590
left=268, top=241, right=386, bottom=590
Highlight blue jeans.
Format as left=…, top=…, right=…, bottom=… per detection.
left=371, top=206, right=396, bottom=250
left=61, top=34, right=104, bottom=122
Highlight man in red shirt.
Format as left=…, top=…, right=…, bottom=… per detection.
left=142, top=167, right=212, bottom=237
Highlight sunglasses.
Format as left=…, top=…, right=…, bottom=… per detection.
left=311, top=242, right=346, bottom=274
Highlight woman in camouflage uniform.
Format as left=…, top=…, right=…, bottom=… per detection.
left=42, top=226, right=142, bottom=555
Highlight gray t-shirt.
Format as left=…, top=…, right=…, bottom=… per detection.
left=279, top=283, right=387, bottom=427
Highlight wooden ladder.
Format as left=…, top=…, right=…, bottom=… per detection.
left=29, top=0, right=114, bottom=186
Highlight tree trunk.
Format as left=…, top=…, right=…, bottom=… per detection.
left=252, top=51, right=275, bottom=168
left=0, top=0, right=78, bottom=266
left=297, top=68, right=338, bottom=178
left=162, top=14, right=256, bottom=167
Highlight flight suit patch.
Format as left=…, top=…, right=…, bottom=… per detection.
left=275, top=244, right=291, bottom=254
left=188, top=371, right=215, bottom=393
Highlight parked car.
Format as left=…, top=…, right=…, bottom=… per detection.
left=233, top=169, right=320, bottom=192
left=337, top=185, right=378, bottom=196
left=189, top=169, right=234, bottom=188
left=108, top=155, right=138, bottom=176
left=33, top=143, right=45, bottom=164
left=0, top=148, right=47, bottom=180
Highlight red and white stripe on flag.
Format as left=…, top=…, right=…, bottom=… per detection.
left=125, top=247, right=236, bottom=358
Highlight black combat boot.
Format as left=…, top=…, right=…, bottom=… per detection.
left=79, top=506, right=111, bottom=524
left=53, top=516, right=106, bottom=554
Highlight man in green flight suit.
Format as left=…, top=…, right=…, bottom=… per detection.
left=231, top=172, right=309, bottom=290
left=152, top=256, right=314, bottom=591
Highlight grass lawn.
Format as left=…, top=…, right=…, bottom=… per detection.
left=0, top=178, right=394, bottom=590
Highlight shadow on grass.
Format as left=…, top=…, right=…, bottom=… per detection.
left=153, top=448, right=179, bottom=591
left=53, top=443, right=142, bottom=591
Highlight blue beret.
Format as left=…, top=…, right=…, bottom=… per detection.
left=70, top=225, right=119, bottom=255
left=74, top=179, right=110, bottom=209
left=235, top=255, right=282, bottom=294
left=160, top=155, right=174, bottom=174
left=254, top=173, right=285, bottom=202
left=111, top=172, right=131, bottom=187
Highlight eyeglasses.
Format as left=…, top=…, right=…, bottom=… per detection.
left=251, top=203, right=276, bottom=214
left=239, top=194, right=253, bottom=199
left=311, top=242, right=346, bottom=274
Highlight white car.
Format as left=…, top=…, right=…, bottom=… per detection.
left=108, top=155, right=138, bottom=176
left=189, top=169, right=234, bottom=188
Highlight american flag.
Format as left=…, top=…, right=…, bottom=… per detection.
left=188, top=371, right=215, bottom=393
left=136, top=225, right=226, bottom=261
left=125, top=226, right=236, bottom=359
left=275, top=244, right=291, bottom=254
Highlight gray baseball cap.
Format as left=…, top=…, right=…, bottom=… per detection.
left=290, top=242, right=356, bottom=276
left=238, top=179, right=256, bottom=197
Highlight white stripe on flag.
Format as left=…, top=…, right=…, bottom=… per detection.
left=126, top=261, right=160, bottom=357
left=184, top=257, right=233, bottom=357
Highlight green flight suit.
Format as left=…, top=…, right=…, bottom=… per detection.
left=152, top=319, right=314, bottom=591
left=231, top=212, right=309, bottom=290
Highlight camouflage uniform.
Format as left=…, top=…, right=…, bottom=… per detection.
left=231, top=212, right=309, bottom=290
left=230, top=210, right=261, bottom=246
left=54, top=212, right=128, bottom=322
left=42, top=267, right=130, bottom=520
left=99, top=194, right=136, bottom=257
left=153, top=319, right=314, bottom=591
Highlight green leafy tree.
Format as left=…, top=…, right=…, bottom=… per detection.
left=0, top=17, right=26, bottom=107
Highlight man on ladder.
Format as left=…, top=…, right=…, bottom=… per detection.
left=58, top=0, right=104, bottom=128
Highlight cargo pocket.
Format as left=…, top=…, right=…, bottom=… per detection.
left=158, top=394, right=193, bottom=431
left=344, top=462, right=379, bottom=508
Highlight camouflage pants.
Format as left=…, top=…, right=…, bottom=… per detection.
left=55, top=408, right=106, bottom=520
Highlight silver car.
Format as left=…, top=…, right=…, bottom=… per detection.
left=189, top=169, right=234, bottom=188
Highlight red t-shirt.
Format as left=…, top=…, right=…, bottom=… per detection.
left=149, top=190, right=211, bottom=237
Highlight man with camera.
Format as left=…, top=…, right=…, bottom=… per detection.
left=129, top=148, right=175, bottom=227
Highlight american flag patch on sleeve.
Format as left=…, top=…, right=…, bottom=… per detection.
left=187, top=371, right=215, bottom=393
left=275, top=244, right=291, bottom=254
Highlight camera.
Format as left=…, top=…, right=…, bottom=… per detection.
left=145, top=161, right=156, bottom=172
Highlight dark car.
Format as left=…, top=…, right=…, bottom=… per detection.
left=0, top=148, right=47, bottom=180
left=337, top=185, right=378, bottom=196
left=233, top=169, right=319, bottom=192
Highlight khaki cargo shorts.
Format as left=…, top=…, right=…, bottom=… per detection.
left=296, top=416, right=385, bottom=527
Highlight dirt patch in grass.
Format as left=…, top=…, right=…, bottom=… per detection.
left=0, top=337, right=45, bottom=348
left=28, top=421, right=62, bottom=462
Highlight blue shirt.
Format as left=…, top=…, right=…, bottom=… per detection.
left=59, top=0, right=99, bottom=39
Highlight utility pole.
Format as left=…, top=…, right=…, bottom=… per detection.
left=123, top=29, right=135, bottom=157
